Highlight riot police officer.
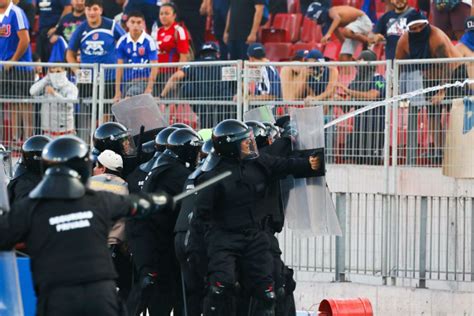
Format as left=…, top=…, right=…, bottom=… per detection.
left=194, top=119, right=323, bottom=316
left=7, top=135, right=51, bottom=204
left=93, top=122, right=138, bottom=177
left=126, top=127, right=178, bottom=194
left=0, top=136, right=173, bottom=316
left=129, top=128, right=203, bottom=316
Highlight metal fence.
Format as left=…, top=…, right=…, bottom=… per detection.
left=99, top=61, right=242, bottom=129
left=0, top=61, right=98, bottom=157
left=279, top=193, right=474, bottom=288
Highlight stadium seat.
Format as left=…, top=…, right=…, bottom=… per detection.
left=261, top=28, right=289, bottom=43
left=300, top=17, right=323, bottom=43
left=264, top=43, right=293, bottom=61
left=270, top=13, right=303, bottom=42
left=288, top=0, right=301, bottom=13
left=204, top=16, right=216, bottom=42
left=176, top=104, right=198, bottom=129
left=375, top=0, right=386, bottom=13
left=323, top=41, right=342, bottom=60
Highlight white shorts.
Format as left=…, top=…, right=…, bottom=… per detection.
left=340, top=14, right=373, bottom=56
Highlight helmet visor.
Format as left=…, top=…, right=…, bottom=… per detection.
left=239, top=131, right=259, bottom=160
left=113, top=133, right=137, bottom=157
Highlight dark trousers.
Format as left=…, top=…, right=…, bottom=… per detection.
left=37, top=29, right=52, bottom=62
left=206, top=227, right=273, bottom=293
left=213, top=9, right=229, bottom=60
left=228, top=40, right=249, bottom=61
left=180, top=10, right=206, bottom=55
left=37, top=280, right=122, bottom=316
left=175, top=231, right=208, bottom=316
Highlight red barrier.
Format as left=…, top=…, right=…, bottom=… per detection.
left=318, top=298, right=373, bottom=316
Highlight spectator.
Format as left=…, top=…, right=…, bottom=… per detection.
left=456, top=16, right=474, bottom=91
left=432, top=0, right=471, bottom=40
left=160, top=42, right=237, bottom=127
left=223, top=0, right=268, bottom=60
left=50, top=0, right=86, bottom=44
left=114, top=11, right=158, bottom=103
left=335, top=50, right=386, bottom=164
left=209, top=0, right=229, bottom=59
left=396, top=12, right=468, bottom=163
left=247, top=43, right=282, bottom=101
left=66, top=0, right=125, bottom=100
left=13, top=0, right=35, bottom=37
left=29, top=64, right=78, bottom=137
left=0, top=0, right=35, bottom=147
left=306, top=2, right=372, bottom=61
left=304, top=49, right=338, bottom=103
left=174, top=0, right=206, bottom=51
left=281, top=50, right=311, bottom=100
left=102, top=0, right=123, bottom=19
left=371, top=0, right=415, bottom=60
left=37, top=0, right=72, bottom=62
left=123, top=0, right=159, bottom=33
left=90, top=149, right=128, bottom=194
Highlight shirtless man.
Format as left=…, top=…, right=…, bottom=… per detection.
left=456, top=16, right=474, bottom=91
left=396, top=12, right=468, bottom=162
left=306, top=2, right=373, bottom=61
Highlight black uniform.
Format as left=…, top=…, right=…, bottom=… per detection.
left=130, top=151, right=191, bottom=316
left=7, top=166, right=42, bottom=205
left=0, top=190, right=137, bottom=316
left=174, top=166, right=208, bottom=316
left=195, top=153, right=322, bottom=315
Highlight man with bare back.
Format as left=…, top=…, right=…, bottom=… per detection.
left=396, top=11, right=470, bottom=163
left=306, top=1, right=373, bottom=61
left=456, top=16, right=474, bottom=91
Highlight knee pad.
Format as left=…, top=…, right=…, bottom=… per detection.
left=203, top=282, right=234, bottom=316
left=252, top=286, right=276, bottom=316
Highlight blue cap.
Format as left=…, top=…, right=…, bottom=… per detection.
left=465, top=16, right=474, bottom=32
left=247, top=43, right=266, bottom=58
left=293, top=49, right=308, bottom=60
left=405, top=10, right=428, bottom=28
left=306, top=2, right=329, bottom=25
left=305, top=49, right=325, bottom=61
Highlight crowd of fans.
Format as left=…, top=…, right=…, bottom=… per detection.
left=0, top=0, right=473, bottom=163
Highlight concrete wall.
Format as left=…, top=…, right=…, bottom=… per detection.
left=294, top=277, right=474, bottom=315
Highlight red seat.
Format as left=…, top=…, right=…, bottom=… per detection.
left=175, top=104, right=198, bottom=129
left=264, top=43, right=293, bottom=61
left=300, top=17, right=323, bottom=43
left=261, top=28, right=288, bottom=43
left=288, top=0, right=301, bottom=13
left=271, top=13, right=303, bottom=42
left=323, top=41, right=341, bottom=60
left=375, top=0, right=386, bottom=13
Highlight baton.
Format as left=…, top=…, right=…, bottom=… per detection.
left=173, top=170, right=232, bottom=204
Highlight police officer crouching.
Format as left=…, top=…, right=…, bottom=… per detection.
left=7, top=135, right=51, bottom=205
left=0, top=136, right=173, bottom=316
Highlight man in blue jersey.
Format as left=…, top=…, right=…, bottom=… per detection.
left=247, top=43, right=282, bottom=101
left=66, top=0, right=125, bottom=100
left=37, top=0, right=72, bottom=62
left=0, top=0, right=35, bottom=146
left=114, top=11, right=158, bottom=103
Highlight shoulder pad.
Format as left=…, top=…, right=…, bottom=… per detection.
left=139, top=152, right=162, bottom=173
left=30, top=167, right=86, bottom=199
left=151, top=150, right=178, bottom=170
left=188, top=166, right=203, bottom=181
left=12, top=163, right=28, bottom=180
left=201, top=153, right=221, bottom=172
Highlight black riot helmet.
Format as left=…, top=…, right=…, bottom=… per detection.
left=21, top=135, right=51, bottom=173
left=171, top=123, right=192, bottom=129
left=93, top=122, right=136, bottom=157
left=41, top=136, right=92, bottom=183
left=201, top=139, right=213, bottom=157
left=155, top=127, right=178, bottom=152
left=245, top=120, right=269, bottom=148
left=167, top=129, right=203, bottom=168
left=212, top=119, right=259, bottom=160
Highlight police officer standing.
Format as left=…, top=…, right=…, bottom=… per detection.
left=0, top=136, right=173, bottom=316
left=7, top=135, right=51, bottom=205
left=194, top=119, right=323, bottom=316
left=128, top=128, right=203, bottom=316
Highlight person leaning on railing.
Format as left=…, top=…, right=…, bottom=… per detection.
left=395, top=11, right=470, bottom=164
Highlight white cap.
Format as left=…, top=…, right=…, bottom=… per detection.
left=97, top=150, right=123, bottom=172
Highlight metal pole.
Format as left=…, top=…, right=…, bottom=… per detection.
left=418, top=196, right=428, bottom=288
left=90, top=64, right=99, bottom=144
left=98, top=66, right=106, bottom=126
left=335, top=193, right=346, bottom=282
left=384, top=60, right=392, bottom=194
left=471, top=198, right=474, bottom=281
left=242, top=61, right=249, bottom=115
left=391, top=61, right=399, bottom=195
left=236, top=60, right=243, bottom=122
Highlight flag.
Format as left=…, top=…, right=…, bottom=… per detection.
left=362, top=0, right=377, bottom=23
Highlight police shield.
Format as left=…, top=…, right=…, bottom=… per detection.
left=243, top=106, right=276, bottom=123
left=0, top=160, right=24, bottom=316
left=112, top=94, right=167, bottom=136
left=285, top=106, right=342, bottom=235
